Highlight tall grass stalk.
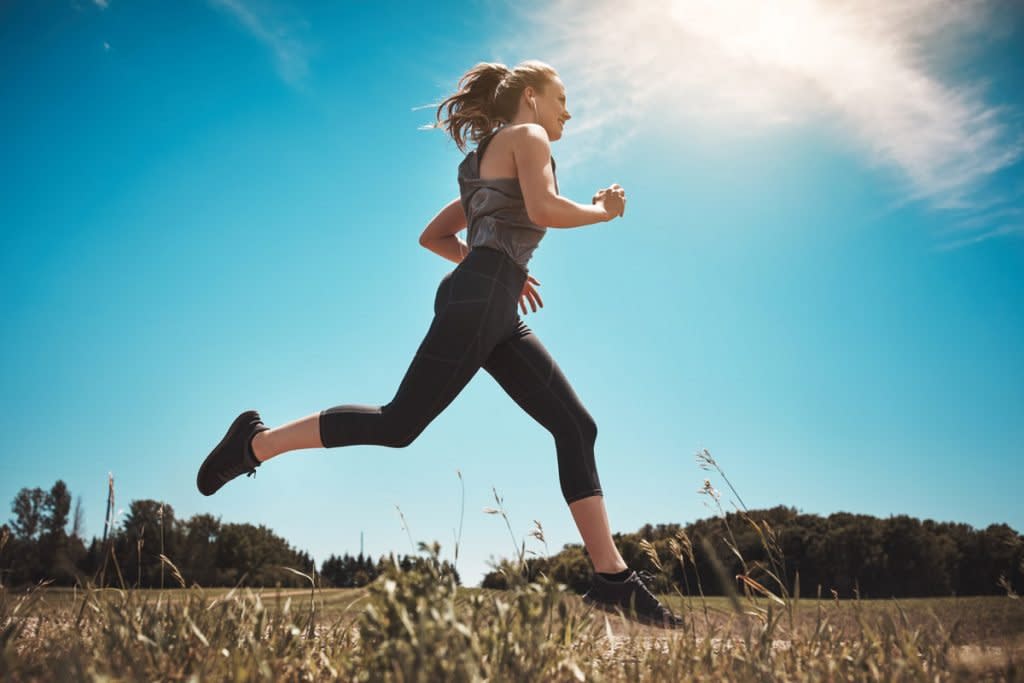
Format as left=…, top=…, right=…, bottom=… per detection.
left=483, top=486, right=527, bottom=573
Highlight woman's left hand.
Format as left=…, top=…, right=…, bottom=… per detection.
left=519, top=275, right=543, bottom=315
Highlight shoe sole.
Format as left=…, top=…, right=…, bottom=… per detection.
left=197, top=410, right=262, bottom=496
left=581, top=594, right=685, bottom=630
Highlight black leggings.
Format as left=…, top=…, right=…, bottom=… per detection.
left=319, top=246, right=604, bottom=504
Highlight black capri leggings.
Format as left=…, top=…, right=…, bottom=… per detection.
left=318, top=246, right=604, bottom=504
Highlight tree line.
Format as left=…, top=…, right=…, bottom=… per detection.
left=482, top=505, right=1024, bottom=598
left=0, top=480, right=458, bottom=589
left=3, top=482, right=1020, bottom=597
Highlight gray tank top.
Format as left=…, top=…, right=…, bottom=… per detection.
left=457, top=131, right=558, bottom=274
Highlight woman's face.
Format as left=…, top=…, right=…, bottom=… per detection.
left=526, top=76, right=571, bottom=142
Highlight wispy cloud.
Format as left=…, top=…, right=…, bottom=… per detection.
left=502, top=0, right=1022, bottom=246
left=206, top=0, right=313, bottom=89
left=933, top=222, right=1024, bottom=250
left=932, top=206, right=1024, bottom=250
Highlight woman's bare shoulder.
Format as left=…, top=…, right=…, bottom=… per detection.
left=501, top=123, right=547, bottom=141
left=497, top=124, right=550, bottom=157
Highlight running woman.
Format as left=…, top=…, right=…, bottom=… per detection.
left=197, top=60, right=684, bottom=629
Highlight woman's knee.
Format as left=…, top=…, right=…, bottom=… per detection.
left=387, top=434, right=416, bottom=448
left=379, top=405, right=426, bottom=448
left=584, top=413, right=597, bottom=443
left=378, top=421, right=417, bottom=448
left=551, top=411, right=597, bottom=452
left=575, top=411, right=598, bottom=445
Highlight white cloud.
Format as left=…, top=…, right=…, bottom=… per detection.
left=94, top=0, right=109, bottom=8
left=206, top=0, right=312, bottom=89
left=502, top=0, right=1022, bottom=245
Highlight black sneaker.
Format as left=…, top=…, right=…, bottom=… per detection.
left=197, top=410, right=269, bottom=496
left=581, top=569, right=686, bottom=629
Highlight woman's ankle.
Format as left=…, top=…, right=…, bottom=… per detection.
left=597, top=567, right=631, bottom=581
left=251, top=430, right=272, bottom=462
left=593, top=561, right=629, bottom=575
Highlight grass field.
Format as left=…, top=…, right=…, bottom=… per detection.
left=4, top=566, right=1022, bottom=681
left=6, top=454, right=1020, bottom=680
left=23, top=585, right=1024, bottom=643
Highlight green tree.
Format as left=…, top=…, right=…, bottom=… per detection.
left=11, top=487, right=46, bottom=541
left=180, top=513, right=221, bottom=586
left=38, top=481, right=76, bottom=583
left=42, top=481, right=71, bottom=540
left=9, top=487, right=46, bottom=582
left=116, top=500, right=178, bottom=588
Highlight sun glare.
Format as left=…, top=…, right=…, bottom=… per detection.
left=669, top=0, right=872, bottom=80
left=513, top=0, right=1018, bottom=208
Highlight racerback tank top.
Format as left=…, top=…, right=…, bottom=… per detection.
left=457, top=130, right=558, bottom=274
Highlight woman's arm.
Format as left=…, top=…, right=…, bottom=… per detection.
left=419, top=197, right=469, bottom=264
left=513, top=124, right=618, bottom=228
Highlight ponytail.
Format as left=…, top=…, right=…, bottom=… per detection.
left=435, top=60, right=558, bottom=152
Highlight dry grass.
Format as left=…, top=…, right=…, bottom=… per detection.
left=3, top=450, right=1021, bottom=681
left=3, top=556, right=1021, bottom=681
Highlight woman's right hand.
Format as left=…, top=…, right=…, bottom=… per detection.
left=592, top=184, right=626, bottom=221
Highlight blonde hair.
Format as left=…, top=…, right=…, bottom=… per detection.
left=434, top=60, right=559, bottom=152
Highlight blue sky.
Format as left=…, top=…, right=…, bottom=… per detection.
left=2, top=0, right=1022, bottom=587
